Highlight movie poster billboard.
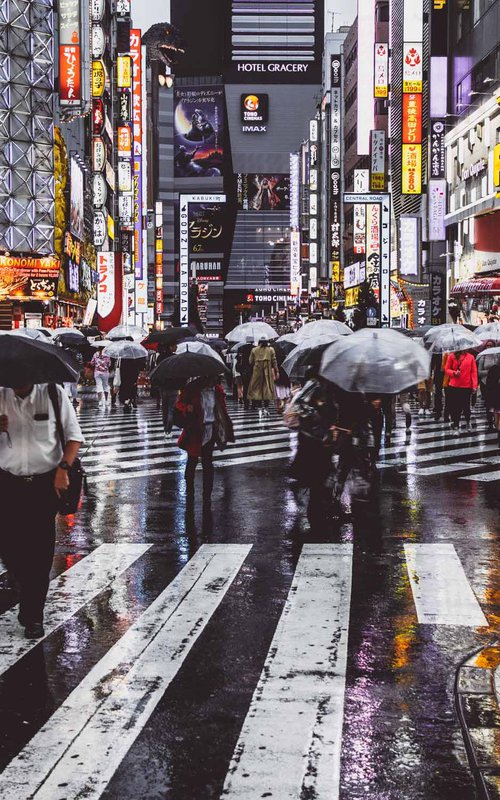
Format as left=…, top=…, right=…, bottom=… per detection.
left=236, top=174, right=290, bottom=211
left=70, top=157, right=85, bottom=240
left=188, top=201, right=225, bottom=255
left=174, top=85, right=224, bottom=178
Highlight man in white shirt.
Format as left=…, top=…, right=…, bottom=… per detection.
left=0, top=383, right=84, bottom=639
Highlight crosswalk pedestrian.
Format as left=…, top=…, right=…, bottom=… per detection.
left=0, top=541, right=493, bottom=799
left=75, top=399, right=500, bottom=485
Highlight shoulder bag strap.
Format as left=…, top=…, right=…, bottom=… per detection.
left=48, top=383, right=66, bottom=450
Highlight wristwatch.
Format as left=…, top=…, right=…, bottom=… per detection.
left=58, top=460, right=70, bottom=471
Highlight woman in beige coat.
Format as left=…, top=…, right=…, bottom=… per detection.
left=247, top=338, right=278, bottom=416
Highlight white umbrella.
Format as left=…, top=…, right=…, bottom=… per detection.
left=423, top=324, right=481, bottom=353
left=474, top=322, right=500, bottom=341
left=476, top=346, right=500, bottom=361
left=176, top=340, right=225, bottom=365
left=320, top=328, right=431, bottom=394
left=102, top=341, right=148, bottom=359
left=294, top=319, right=352, bottom=340
left=277, top=332, right=301, bottom=345
left=226, top=321, right=277, bottom=343
left=106, top=324, right=148, bottom=342
left=51, top=326, right=85, bottom=338
left=4, top=328, right=52, bottom=342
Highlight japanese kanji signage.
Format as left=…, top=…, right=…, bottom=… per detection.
left=59, top=0, right=82, bottom=107
left=402, top=94, right=423, bottom=144
left=370, top=130, right=386, bottom=190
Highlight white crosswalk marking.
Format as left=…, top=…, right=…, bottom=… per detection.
left=404, top=543, right=488, bottom=626
left=0, top=544, right=151, bottom=677
left=0, top=544, right=251, bottom=800
left=221, top=544, right=353, bottom=800
left=75, top=400, right=500, bottom=485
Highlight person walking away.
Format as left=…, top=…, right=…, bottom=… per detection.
left=445, top=350, right=478, bottom=433
left=431, top=352, right=444, bottom=420
left=90, top=346, right=111, bottom=406
left=175, top=377, right=234, bottom=509
left=0, top=383, right=83, bottom=638
left=399, top=390, right=413, bottom=435
left=477, top=342, right=496, bottom=431
left=236, top=338, right=254, bottom=410
left=119, top=356, right=146, bottom=412
left=485, top=361, right=500, bottom=445
left=247, top=338, right=278, bottom=417
left=441, top=352, right=451, bottom=423
left=417, top=378, right=433, bottom=417
left=156, top=343, right=178, bottom=435
left=274, top=359, right=291, bottom=412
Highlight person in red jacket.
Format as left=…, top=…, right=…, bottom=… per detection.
left=445, top=350, right=478, bottom=433
left=175, top=377, right=235, bottom=508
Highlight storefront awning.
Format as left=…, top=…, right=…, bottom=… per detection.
left=450, top=278, right=500, bottom=296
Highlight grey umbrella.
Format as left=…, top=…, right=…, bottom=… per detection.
left=282, top=333, right=341, bottom=378
left=474, top=322, right=500, bottom=342
left=423, top=324, right=481, bottom=353
left=320, top=328, right=431, bottom=394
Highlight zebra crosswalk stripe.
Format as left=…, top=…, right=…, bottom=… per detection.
left=0, top=544, right=251, bottom=800
left=404, top=543, right=488, bottom=626
left=221, top=543, right=353, bottom=800
left=0, top=544, right=150, bottom=678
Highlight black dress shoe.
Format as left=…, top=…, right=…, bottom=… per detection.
left=24, top=623, right=45, bottom=639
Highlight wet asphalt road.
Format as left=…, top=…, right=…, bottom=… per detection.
left=0, top=399, right=498, bottom=799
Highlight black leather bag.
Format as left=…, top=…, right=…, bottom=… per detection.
left=48, top=384, right=85, bottom=515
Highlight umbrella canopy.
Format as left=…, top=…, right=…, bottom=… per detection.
left=277, top=332, right=301, bottom=345
left=106, top=324, right=148, bottom=342
left=475, top=346, right=500, bottom=373
left=79, top=326, right=100, bottom=338
left=51, top=326, right=85, bottom=338
left=226, top=321, right=277, bottom=343
left=295, top=319, right=352, bottom=340
left=474, top=322, right=500, bottom=341
left=150, top=351, right=228, bottom=387
left=53, top=331, right=86, bottom=347
left=423, top=324, right=481, bottom=353
left=194, top=335, right=228, bottom=352
left=283, top=334, right=340, bottom=378
left=397, top=326, right=431, bottom=338
left=4, top=328, right=52, bottom=343
left=143, top=328, right=196, bottom=346
left=176, top=340, right=225, bottom=364
left=102, top=341, right=148, bottom=360
left=320, top=328, right=431, bottom=394
left=0, top=335, right=79, bottom=388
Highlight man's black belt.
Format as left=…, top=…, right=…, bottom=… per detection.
left=0, top=468, right=55, bottom=483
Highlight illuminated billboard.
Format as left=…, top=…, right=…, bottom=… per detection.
left=70, top=157, right=85, bottom=241
left=59, top=0, right=82, bottom=107
left=236, top=174, right=290, bottom=211
left=402, top=94, right=423, bottom=144
left=0, top=255, right=59, bottom=300
left=402, top=145, right=422, bottom=194
left=174, top=85, right=224, bottom=178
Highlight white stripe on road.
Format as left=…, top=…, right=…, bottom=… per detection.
left=404, top=543, right=488, bottom=626
left=404, top=447, right=499, bottom=475
left=87, top=448, right=292, bottom=483
left=407, top=462, right=486, bottom=476
left=0, top=544, right=151, bottom=677
left=381, top=429, right=495, bottom=458
left=0, top=544, right=251, bottom=800
left=221, top=544, right=353, bottom=800
left=459, top=469, right=500, bottom=482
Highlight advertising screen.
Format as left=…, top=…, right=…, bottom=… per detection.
left=188, top=202, right=225, bottom=255
left=236, top=174, right=290, bottom=211
left=70, top=157, right=85, bottom=241
left=174, top=85, right=224, bottom=178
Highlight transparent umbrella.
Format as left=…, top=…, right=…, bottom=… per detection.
left=106, top=324, right=148, bottom=342
left=282, top=334, right=341, bottom=378
left=294, top=319, right=352, bottom=340
left=320, top=328, right=431, bottom=394
left=423, top=324, right=481, bottom=353
left=476, top=346, right=500, bottom=371
left=474, top=322, right=500, bottom=342
left=176, top=340, right=225, bottom=365
left=102, top=341, right=148, bottom=360
left=4, top=328, right=52, bottom=342
left=226, top=322, right=277, bottom=343
left=51, top=326, right=85, bottom=338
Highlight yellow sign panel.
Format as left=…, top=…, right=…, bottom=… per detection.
left=117, top=56, right=132, bottom=88
left=92, top=60, right=105, bottom=97
left=402, top=144, right=422, bottom=194
left=493, top=143, right=500, bottom=196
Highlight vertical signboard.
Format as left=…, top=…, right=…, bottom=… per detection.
left=374, top=43, right=389, bottom=98
left=357, top=0, right=375, bottom=155
left=428, top=179, right=446, bottom=241
left=97, top=252, right=123, bottom=332
left=330, top=54, right=343, bottom=291
left=402, top=0, right=423, bottom=195
left=430, top=270, right=447, bottom=325
left=370, top=130, right=386, bottom=190
left=59, top=0, right=82, bottom=108
left=399, top=216, right=421, bottom=278
left=130, top=29, right=143, bottom=281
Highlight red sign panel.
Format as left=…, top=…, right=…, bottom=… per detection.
left=59, top=45, right=81, bottom=104
left=402, top=93, right=423, bottom=144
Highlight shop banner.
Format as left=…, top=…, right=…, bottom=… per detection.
left=402, top=144, right=422, bottom=194
left=428, top=179, right=446, bottom=241
left=399, top=216, right=421, bottom=277
left=374, top=43, right=389, bottom=98
left=236, top=174, right=290, bottom=211
left=97, top=252, right=123, bottom=332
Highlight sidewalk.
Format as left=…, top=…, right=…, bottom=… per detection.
left=456, top=643, right=500, bottom=798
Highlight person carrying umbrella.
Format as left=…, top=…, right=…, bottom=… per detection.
left=175, top=376, right=234, bottom=510
left=247, top=338, right=279, bottom=417
left=0, top=337, right=84, bottom=639
left=90, top=344, right=112, bottom=407
left=445, top=350, right=478, bottom=433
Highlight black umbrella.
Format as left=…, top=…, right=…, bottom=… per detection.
left=195, top=336, right=228, bottom=353
left=54, top=332, right=85, bottom=347
left=0, top=335, right=79, bottom=388
left=80, top=326, right=100, bottom=338
left=151, top=351, right=228, bottom=387
left=144, top=328, right=196, bottom=346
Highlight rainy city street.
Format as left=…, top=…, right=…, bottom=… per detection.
left=0, top=395, right=498, bottom=799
